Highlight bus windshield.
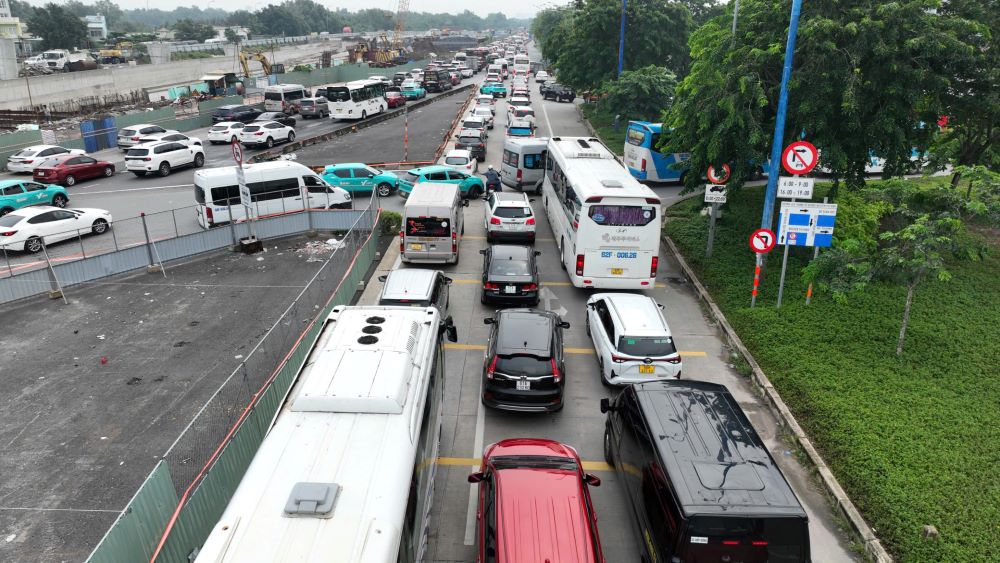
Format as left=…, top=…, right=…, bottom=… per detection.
left=405, top=217, right=451, bottom=238
left=588, top=205, right=657, bottom=226
left=326, top=87, right=352, bottom=102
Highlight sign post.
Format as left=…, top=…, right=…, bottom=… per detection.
left=704, top=184, right=727, bottom=258
left=749, top=228, right=776, bottom=307
left=232, top=139, right=257, bottom=245
left=775, top=200, right=838, bottom=307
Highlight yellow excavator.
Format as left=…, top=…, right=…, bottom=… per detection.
left=239, top=50, right=272, bottom=77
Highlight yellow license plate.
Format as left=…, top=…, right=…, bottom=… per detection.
left=409, top=243, right=423, bottom=250
left=611, top=268, right=624, bottom=275
left=639, top=365, right=654, bottom=374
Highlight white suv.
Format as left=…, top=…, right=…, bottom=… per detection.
left=137, top=132, right=201, bottom=147
left=484, top=191, right=535, bottom=243
left=586, top=293, right=682, bottom=385
left=125, top=141, right=205, bottom=177
left=117, top=124, right=169, bottom=150
left=207, top=122, right=245, bottom=144
left=240, top=120, right=295, bottom=149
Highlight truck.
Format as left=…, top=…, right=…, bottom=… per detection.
left=466, top=55, right=482, bottom=72
left=28, top=50, right=97, bottom=72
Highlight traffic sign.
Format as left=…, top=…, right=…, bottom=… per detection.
left=704, top=184, right=727, bottom=204
left=749, top=228, right=776, bottom=254
left=231, top=139, right=243, bottom=165
left=781, top=141, right=818, bottom=175
left=778, top=201, right=837, bottom=247
left=777, top=176, right=815, bottom=199
left=707, top=164, right=731, bottom=184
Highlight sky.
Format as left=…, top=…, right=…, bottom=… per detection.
left=110, top=0, right=574, bottom=19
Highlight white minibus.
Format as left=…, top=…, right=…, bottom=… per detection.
left=193, top=161, right=351, bottom=228
left=401, top=183, right=467, bottom=264
left=263, top=84, right=308, bottom=112
left=541, top=136, right=662, bottom=289
left=501, top=137, right=548, bottom=191
left=326, top=79, right=388, bottom=120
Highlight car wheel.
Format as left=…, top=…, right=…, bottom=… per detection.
left=193, top=153, right=205, bottom=168
left=0, top=207, right=13, bottom=217
left=158, top=162, right=171, bottom=177
left=25, top=236, right=43, bottom=253
left=51, top=194, right=68, bottom=207
left=230, top=135, right=237, bottom=144
left=64, top=175, right=76, bottom=186
left=604, top=426, right=614, bottom=465
left=376, top=182, right=392, bottom=197
left=361, top=110, right=368, bottom=120
left=103, top=166, right=114, bottom=177
left=91, top=218, right=109, bottom=234
left=287, top=131, right=295, bottom=143
left=265, top=137, right=274, bottom=149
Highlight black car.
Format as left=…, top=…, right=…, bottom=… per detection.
left=392, top=72, right=408, bottom=85
left=423, top=69, right=454, bottom=93
left=455, top=129, right=487, bottom=161
left=255, top=112, right=296, bottom=127
left=482, top=309, right=570, bottom=413
left=601, top=381, right=812, bottom=563
left=480, top=244, right=541, bottom=305
left=544, top=85, right=576, bottom=103
left=211, top=104, right=262, bottom=123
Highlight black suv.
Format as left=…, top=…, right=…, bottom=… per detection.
left=455, top=129, right=487, bottom=161
left=211, top=104, right=262, bottom=123
left=543, top=84, right=576, bottom=103
left=482, top=309, right=570, bottom=412
left=480, top=244, right=541, bottom=305
left=422, top=69, right=453, bottom=93
left=601, top=381, right=812, bottom=563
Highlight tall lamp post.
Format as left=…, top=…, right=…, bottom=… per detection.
left=616, top=0, right=627, bottom=76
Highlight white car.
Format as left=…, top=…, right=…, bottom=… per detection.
left=535, top=71, right=551, bottom=83
left=459, top=67, right=474, bottom=78
left=0, top=205, right=112, bottom=253
left=486, top=72, right=501, bottom=83
left=6, top=145, right=86, bottom=173
left=117, top=124, right=170, bottom=150
left=124, top=140, right=205, bottom=177
left=137, top=131, right=200, bottom=147
left=484, top=191, right=535, bottom=243
left=441, top=149, right=479, bottom=174
left=475, top=94, right=497, bottom=112
left=470, top=106, right=495, bottom=128
left=207, top=122, right=245, bottom=144
left=240, top=121, right=295, bottom=149
left=507, top=96, right=532, bottom=115
left=368, top=75, right=392, bottom=86
left=509, top=107, right=536, bottom=126
left=586, top=292, right=682, bottom=385
left=461, top=116, right=490, bottom=138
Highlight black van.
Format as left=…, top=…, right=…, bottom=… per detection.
left=422, top=69, right=453, bottom=93
left=601, top=380, right=811, bottom=563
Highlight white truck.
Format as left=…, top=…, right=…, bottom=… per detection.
left=28, top=50, right=96, bottom=72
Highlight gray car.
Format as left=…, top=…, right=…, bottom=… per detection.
left=296, top=97, right=329, bottom=119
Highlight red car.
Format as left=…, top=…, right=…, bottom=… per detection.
left=449, top=71, right=461, bottom=85
left=33, top=154, right=115, bottom=186
left=468, top=438, right=605, bottom=563
left=385, top=90, right=406, bottom=108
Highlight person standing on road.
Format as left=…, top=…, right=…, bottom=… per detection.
left=484, top=165, right=501, bottom=192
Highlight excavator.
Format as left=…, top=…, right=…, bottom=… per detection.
left=239, top=50, right=273, bottom=77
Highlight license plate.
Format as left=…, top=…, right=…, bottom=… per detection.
left=611, top=268, right=624, bottom=275
left=639, top=365, right=654, bottom=374
left=504, top=285, right=516, bottom=294
left=409, top=243, right=423, bottom=250
left=516, top=379, right=530, bottom=391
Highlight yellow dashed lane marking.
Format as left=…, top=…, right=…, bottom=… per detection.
left=438, top=457, right=614, bottom=472
left=451, top=279, right=666, bottom=288
left=444, top=343, right=706, bottom=357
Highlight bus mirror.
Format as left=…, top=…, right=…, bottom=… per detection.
left=479, top=249, right=487, bottom=255
left=657, top=303, right=665, bottom=310
left=444, top=276, right=454, bottom=285
left=378, top=275, right=387, bottom=282
left=558, top=321, right=570, bottom=329
left=534, top=251, right=542, bottom=256
left=483, top=317, right=495, bottom=325
left=467, top=471, right=485, bottom=484
left=600, top=398, right=612, bottom=413
left=446, top=324, right=458, bottom=343
left=528, top=198, right=535, bottom=203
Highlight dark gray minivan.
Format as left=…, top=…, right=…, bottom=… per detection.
left=601, top=380, right=811, bottom=563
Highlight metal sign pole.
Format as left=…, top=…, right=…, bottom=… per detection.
left=706, top=202, right=718, bottom=258
left=776, top=197, right=795, bottom=308
left=751, top=254, right=762, bottom=308
left=805, top=196, right=828, bottom=304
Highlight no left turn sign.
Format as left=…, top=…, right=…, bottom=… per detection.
left=749, top=228, right=777, bottom=254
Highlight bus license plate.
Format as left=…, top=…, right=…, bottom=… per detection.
left=516, top=379, right=530, bottom=391
left=409, top=243, right=423, bottom=250
left=639, top=365, right=654, bottom=374
left=611, top=268, right=624, bottom=275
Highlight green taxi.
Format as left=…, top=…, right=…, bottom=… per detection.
left=321, top=163, right=399, bottom=197
left=0, top=179, right=69, bottom=216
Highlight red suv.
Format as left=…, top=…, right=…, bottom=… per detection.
left=468, top=438, right=605, bottom=563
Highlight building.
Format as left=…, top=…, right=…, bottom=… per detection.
left=83, top=15, right=107, bottom=41
left=0, top=0, right=10, bottom=18
left=210, top=26, right=249, bottom=42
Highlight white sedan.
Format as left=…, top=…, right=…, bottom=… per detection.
left=239, top=121, right=296, bottom=149
left=207, top=122, right=245, bottom=145
left=440, top=149, right=479, bottom=174
left=0, top=206, right=112, bottom=253
left=535, top=71, right=551, bottom=83
left=6, top=145, right=85, bottom=173
left=137, top=132, right=201, bottom=147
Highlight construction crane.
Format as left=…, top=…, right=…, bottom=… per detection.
left=391, top=0, right=410, bottom=54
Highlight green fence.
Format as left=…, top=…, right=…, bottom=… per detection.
left=272, top=59, right=429, bottom=88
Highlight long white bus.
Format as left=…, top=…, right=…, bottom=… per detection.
left=196, top=305, right=456, bottom=563
left=541, top=136, right=662, bottom=289
left=512, top=54, right=531, bottom=76
left=326, top=79, right=388, bottom=120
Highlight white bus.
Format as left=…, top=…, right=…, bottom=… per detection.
left=326, top=79, right=388, bottom=120
left=263, top=84, right=308, bottom=112
left=512, top=54, right=531, bottom=76
left=196, top=305, right=456, bottom=563
left=541, top=136, right=662, bottom=289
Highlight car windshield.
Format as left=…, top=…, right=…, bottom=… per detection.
left=494, top=207, right=531, bottom=218
left=459, top=136, right=481, bottom=144
left=405, top=216, right=451, bottom=237
left=445, top=156, right=469, bottom=165
left=495, top=354, right=552, bottom=376
left=617, top=336, right=676, bottom=357
left=489, top=258, right=530, bottom=276
left=0, top=215, right=25, bottom=227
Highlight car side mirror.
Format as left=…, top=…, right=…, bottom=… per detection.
left=462, top=199, right=470, bottom=207
left=558, top=321, right=570, bottom=329
left=600, top=398, right=613, bottom=413
left=657, top=303, right=665, bottom=310
left=533, top=251, right=542, bottom=256
left=467, top=471, right=485, bottom=484
left=584, top=474, right=601, bottom=487
left=479, top=249, right=487, bottom=255
left=378, top=275, right=387, bottom=282
left=444, top=276, right=453, bottom=285
left=528, top=198, right=535, bottom=203
left=483, top=317, right=495, bottom=325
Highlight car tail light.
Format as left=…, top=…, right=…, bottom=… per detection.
left=611, top=355, right=626, bottom=363
left=399, top=230, right=404, bottom=252
left=664, top=355, right=682, bottom=364
left=522, top=283, right=537, bottom=291
left=551, top=358, right=561, bottom=383
left=131, top=136, right=139, bottom=141
left=722, top=540, right=741, bottom=546
left=489, top=216, right=501, bottom=225
left=646, top=197, right=661, bottom=204
left=650, top=256, right=658, bottom=278
left=641, top=158, right=647, bottom=172
left=23, top=159, right=33, bottom=164
left=0, top=230, right=17, bottom=236
left=575, top=254, right=584, bottom=276
left=486, top=355, right=497, bottom=379
left=516, top=168, right=522, bottom=182
left=585, top=196, right=602, bottom=203
left=751, top=541, right=769, bottom=547
left=484, top=282, right=499, bottom=290
left=143, top=157, right=152, bottom=161
left=255, top=132, right=264, bottom=136
left=525, top=217, right=535, bottom=225
left=451, top=231, right=457, bottom=254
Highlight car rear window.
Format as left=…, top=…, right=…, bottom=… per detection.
left=378, top=298, right=432, bottom=307
left=494, top=207, right=531, bottom=219
left=463, top=120, right=481, bottom=128
left=213, top=108, right=235, bottom=116
left=683, top=516, right=807, bottom=562
left=0, top=215, right=25, bottom=227
left=209, top=126, right=227, bottom=132
left=120, top=129, right=136, bottom=137
left=15, top=149, right=38, bottom=157
left=405, top=216, right=450, bottom=237
left=458, top=136, right=481, bottom=144
left=618, top=336, right=675, bottom=357
left=495, top=355, right=552, bottom=377
left=243, top=125, right=261, bottom=132
left=489, top=259, right=530, bottom=276
left=126, top=148, right=149, bottom=157
left=404, top=171, right=421, bottom=184
left=445, top=156, right=469, bottom=166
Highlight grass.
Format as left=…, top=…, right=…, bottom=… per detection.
left=579, top=104, right=626, bottom=156
left=664, top=185, right=999, bottom=562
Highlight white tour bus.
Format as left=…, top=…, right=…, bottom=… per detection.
left=193, top=161, right=351, bottom=228
left=326, top=79, right=388, bottom=120
left=263, top=84, right=308, bottom=112
left=512, top=54, right=531, bottom=76
left=196, top=305, right=456, bottom=563
left=541, top=136, right=662, bottom=289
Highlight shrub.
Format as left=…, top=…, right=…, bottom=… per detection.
left=379, top=211, right=401, bottom=235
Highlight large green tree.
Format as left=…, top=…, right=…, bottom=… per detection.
left=173, top=18, right=216, bottom=42
left=598, top=65, right=677, bottom=121
left=665, top=0, right=978, bottom=191
left=27, top=4, right=89, bottom=50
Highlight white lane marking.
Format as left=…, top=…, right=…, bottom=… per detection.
left=71, top=184, right=193, bottom=195
left=541, top=100, right=554, bottom=138
left=464, top=374, right=486, bottom=546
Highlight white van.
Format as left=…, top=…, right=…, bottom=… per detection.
left=193, top=161, right=351, bottom=228
left=264, top=84, right=308, bottom=112
left=500, top=137, right=548, bottom=192
left=401, top=183, right=467, bottom=264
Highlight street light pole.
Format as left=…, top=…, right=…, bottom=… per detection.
left=616, top=0, right=627, bottom=77
left=760, top=0, right=804, bottom=232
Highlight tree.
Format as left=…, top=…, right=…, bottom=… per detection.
left=530, top=7, right=573, bottom=63
left=26, top=4, right=89, bottom=50
left=256, top=4, right=309, bottom=37
left=598, top=65, right=677, bottom=121
left=173, top=18, right=216, bottom=43
left=224, top=28, right=240, bottom=44
left=665, top=0, right=979, bottom=192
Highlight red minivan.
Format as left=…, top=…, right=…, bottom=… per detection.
left=468, top=438, right=605, bottom=563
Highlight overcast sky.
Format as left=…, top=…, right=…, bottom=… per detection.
left=111, top=0, right=573, bottom=20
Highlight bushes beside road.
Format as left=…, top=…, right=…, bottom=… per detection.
left=664, top=184, right=999, bottom=561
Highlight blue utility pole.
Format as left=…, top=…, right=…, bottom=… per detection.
left=617, top=0, right=627, bottom=77
left=760, top=0, right=803, bottom=230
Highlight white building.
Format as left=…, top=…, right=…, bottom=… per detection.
left=83, top=15, right=107, bottom=41
left=0, top=0, right=11, bottom=18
